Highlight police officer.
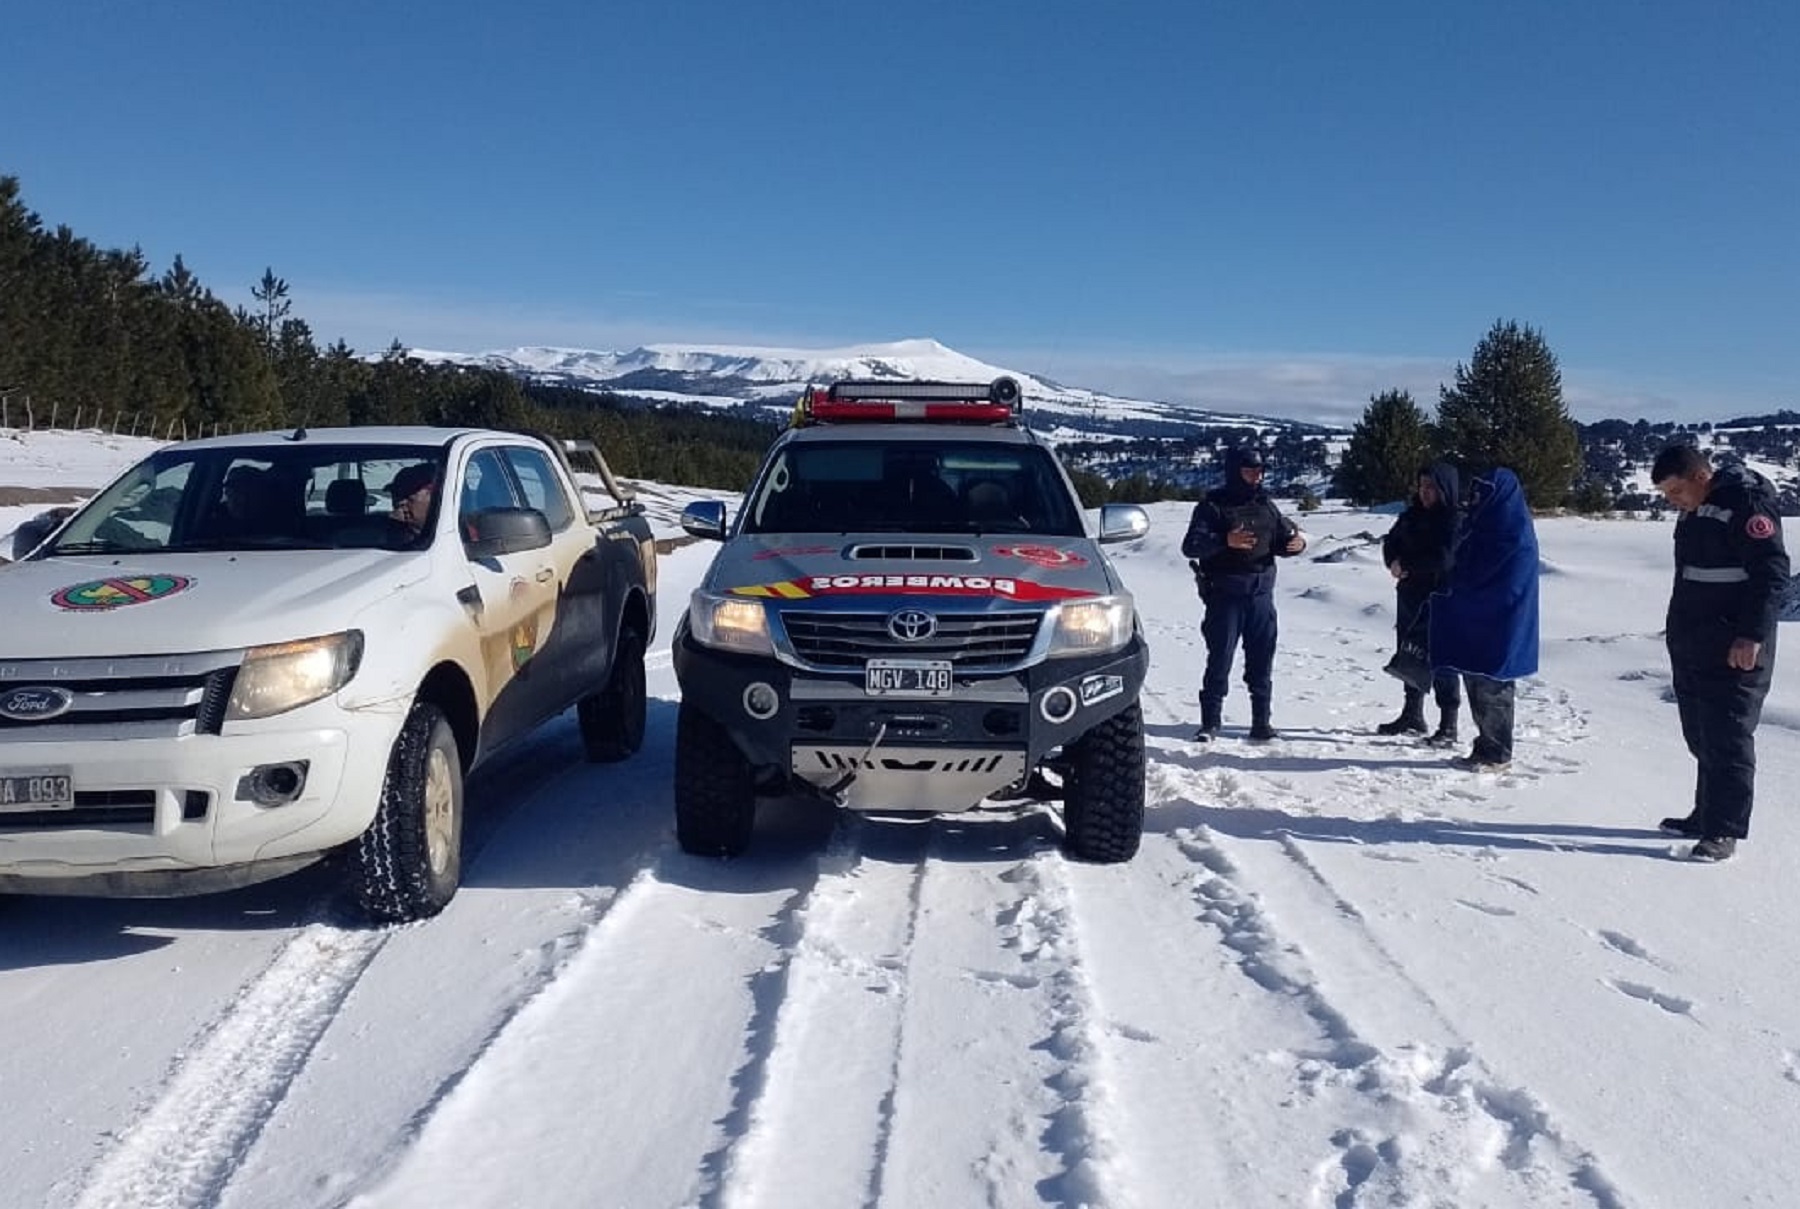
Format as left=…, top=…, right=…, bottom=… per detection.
left=1182, top=447, right=1308, bottom=742
left=1651, top=444, right=1789, bottom=861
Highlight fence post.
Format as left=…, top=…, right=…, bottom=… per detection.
left=130, top=411, right=140, bottom=436
left=49, top=401, right=58, bottom=431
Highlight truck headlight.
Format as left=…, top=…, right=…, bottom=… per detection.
left=227, top=631, right=365, bottom=720
left=689, top=593, right=774, bottom=656
left=1047, top=597, right=1133, bottom=657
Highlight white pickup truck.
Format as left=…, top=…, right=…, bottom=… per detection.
left=0, top=425, right=656, bottom=921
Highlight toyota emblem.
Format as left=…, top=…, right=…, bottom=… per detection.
left=887, top=609, right=938, bottom=642
left=0, top=685, right=75, bottom=723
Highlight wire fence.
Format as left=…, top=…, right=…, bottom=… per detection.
left=0, top=394, right=257, bottom=441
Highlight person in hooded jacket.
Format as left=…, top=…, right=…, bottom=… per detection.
left=1378, top=462, right=1463, bottom=745
left=1428, top=467, right=1539, bottom=771
left=1650, top=443, right=1789, bottom=862
left=1181, top=447, right=1308, bottom=741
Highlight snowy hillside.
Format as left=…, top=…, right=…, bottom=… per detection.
left=407, top=337, right=1329, bottom=443
left=3, top=430, right=1800, bottom=1207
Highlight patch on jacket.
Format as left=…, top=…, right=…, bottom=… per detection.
left=1746, top=514, right=1776, bottom=540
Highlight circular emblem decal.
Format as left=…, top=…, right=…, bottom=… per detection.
left=993, top=544, right=1088, bottom=570
left=52, top=574, right=195, bottom=612
left=1746, top=514, right=1776, bottom=540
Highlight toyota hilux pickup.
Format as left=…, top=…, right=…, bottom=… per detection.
left=672, top=377, right=1150, bottom=861
left=0, top=426, right=656, bottom=921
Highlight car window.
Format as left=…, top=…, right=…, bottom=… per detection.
left=741, top=441, right=1084, bottom=537
left=459, top=449, right=519, bottom=518
left=41, top=445, right=443, bottom=555
left=502, top=446, right=575, bottom=532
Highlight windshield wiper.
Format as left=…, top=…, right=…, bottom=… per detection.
left=46, top=540, right=143, bottom=555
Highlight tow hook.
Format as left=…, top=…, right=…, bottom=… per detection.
left=822, top=722, right=888, bottom=805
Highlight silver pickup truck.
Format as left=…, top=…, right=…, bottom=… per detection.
left=0, top=426, right=655, bottom=921
left=672, top=377, right=1149, bottom=862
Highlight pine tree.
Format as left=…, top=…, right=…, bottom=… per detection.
left=1436, top=319, right=1581, bottom=508
left=250, top=267, right=291, bottom=351
left=1334, top=389, right=1435, bottom=505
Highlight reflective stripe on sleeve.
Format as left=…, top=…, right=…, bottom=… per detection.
left=1679, top=565, right=1751, bottom=583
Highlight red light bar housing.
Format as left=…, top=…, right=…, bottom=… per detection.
left=797, top=376, right=1024, bottom=425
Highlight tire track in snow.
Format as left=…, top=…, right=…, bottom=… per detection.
left=348, top=837, right=830, bottom=1209
left=710, top=818, right=930, bottom=1209
left=874, top=812, right=1128, bottom=1208
left=75, top=921, right=392, bottom=1209
left=1137, top=687, right=1629, bottom=1207
left=706, top=806, right=1128, bottom=1208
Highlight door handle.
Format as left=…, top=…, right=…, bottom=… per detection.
left=536, top=568, right=556, bottom=583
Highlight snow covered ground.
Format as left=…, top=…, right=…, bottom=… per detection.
left=2, top=427, right=1798, bottom=1208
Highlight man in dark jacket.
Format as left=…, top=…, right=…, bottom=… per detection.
left=1379, top=462, right=1462, bottom=744
left=1181, top=447, right=1308, bottom=741
left=1651, top=444, right=1789, bottom=862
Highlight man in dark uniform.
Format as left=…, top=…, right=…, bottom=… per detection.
left=1181, top=447, right=1308, bottom=742
left=1651, top=444, right=1789, bottom=862
left=1379, top=461, right=1463, bottom=744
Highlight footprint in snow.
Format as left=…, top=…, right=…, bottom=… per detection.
left=1595, top=929, right=1663, bottom=966
left=1456, top=899, right=1517, bottom=917
left=1609, top=979, right=1696, bottom=1018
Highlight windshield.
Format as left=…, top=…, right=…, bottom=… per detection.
left=741, top=440, right=1084, bottom=536
left=39, top=443, right=447, bottom=555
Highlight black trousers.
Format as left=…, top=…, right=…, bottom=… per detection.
left=1671, top=632, right=1776, bottom=839
left=1395, top=592, right=1460, bottom=713
left=1463, top=674, right=1515, bottom=762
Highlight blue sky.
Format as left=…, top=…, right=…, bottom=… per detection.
left=5, top=1, right=1794, bottom=426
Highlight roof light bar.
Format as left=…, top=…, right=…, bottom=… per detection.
left=798, top=376, right=1024, bottom=425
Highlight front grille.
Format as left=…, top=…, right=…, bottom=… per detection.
left=0, top=654, right=240, bottom=738
left=781, top=610, right=1041, bottom=670
left=0, top=790, right=157, bottom=829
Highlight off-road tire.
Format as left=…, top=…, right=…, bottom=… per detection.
left=352, top=701, right=465, bottom=922
left=580, top=628, right=647, bottom=762
left=674, top=702, right=756, bottom=856
left=1060, top=701, right=1145, bottom=863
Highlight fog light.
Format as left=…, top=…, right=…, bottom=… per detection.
left=236, top=760, right=310, bottom=806
left=743, top=682, right=780, bottom=720
left=1040, top=686, right=1078, bottom=724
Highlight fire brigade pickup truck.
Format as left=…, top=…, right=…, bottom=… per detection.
left=0, top=426, right=656, bottom=922
left=673, top=377, right=1150, bottom=861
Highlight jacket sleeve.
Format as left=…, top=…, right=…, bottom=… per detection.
left=1180, top=499, right=1224, bottom=562
left=1273, top=505, right=1305, bottom=558
left=1728, top=493, right=1790, bottom=644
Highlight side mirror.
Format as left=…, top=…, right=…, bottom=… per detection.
left=680, top=501, right=728, bottom=541
left=1097, top=503, right=1150, bottom=544
left=463, top=507, right=553, bottom=558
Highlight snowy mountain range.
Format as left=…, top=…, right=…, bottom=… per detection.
left=407, top=337, right=1340, bottom=443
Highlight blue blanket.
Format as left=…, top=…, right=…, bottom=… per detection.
left=1429, top=468, right=1540, bottom=680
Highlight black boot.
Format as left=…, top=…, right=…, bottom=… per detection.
left=1195, top=705, right=1222, bottom=743
left=1425, top=707, right=1459, bottom=748
left=1248, top=702, right=1277, bottom=743
left=1376, top=689, right=1428, bottom=736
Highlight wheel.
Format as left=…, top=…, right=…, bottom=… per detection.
left=674, top=701, right=756, bottom=856
left=580, top=627, right=647, bottom=762
left=1060, top=701, right=1145, bottom=863
left=351, top=700, right=465, bottom=922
